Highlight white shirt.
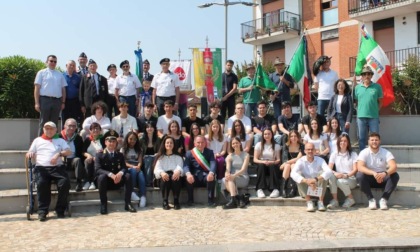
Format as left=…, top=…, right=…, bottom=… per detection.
left=314, top=69, right=338, bottom=100
left=336, top=95, right=344, bottom=113
left=357, top=147, right=395, bottom=173
left=107, top=76, right=117, bottom=95
left=327, top=133, right=338, bottom=154
left=29, top=137, right=69, bottom=166
left=227, top=114, right=252, bottom=133
left=254, top=142, right=281, bottom=161
left=227, top=134, right=250, bottom=150
left=154, top=155, right=184, bottom=179
left=205, top=135, right=227, bottom=153
left=156, top=114, right=182, bottom=135
left=111, top=114, right=138, bottom=137
left=115, top=73, right=141, bottom=96
left=82, top=115, right=111, bottom=132
left=329, top=151, right=358, bottom=174
left=86, top=139, right=103, bottom=157
left=151, top=71, right=180, bottom=97
left=303, top=134, right=327, bottom=150
left=34, top=68, right=67, bottom=98
left=291, top=156, right=332, bottom=183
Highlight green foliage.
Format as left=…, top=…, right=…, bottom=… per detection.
left=0, top=55, right=46, bottom=118
left=391, top=55, right=420, bottom=115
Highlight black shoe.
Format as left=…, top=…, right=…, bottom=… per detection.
left=56, top=212, right=65, bottom=218
left=38, top=213, right=47, bottom=222
left=237, top=195, right=246, bottom=208
left=207, top=201, right=217, bottom=208
left=223, top=197, right=238, bottom=210
left=100, top=204, right=108, bottom=215
left=75, top=182, right=83, bottom=192
left=125, top=203, right=137, bottom=213
left=186, top=200, right=194, bottom=207
left=173, top=199, right=180, bottom=210
left=162, top=200, right=170, bottom=210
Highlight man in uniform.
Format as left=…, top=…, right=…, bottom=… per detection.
left=142, top=59, right=154, bottom=81
left=184, top=135, right=217, bottom=207
left=26, top=121, right=71, bottom=221
left=77, top=52, right=89, bottom=75
left=95, top=130, right=137, bottom=214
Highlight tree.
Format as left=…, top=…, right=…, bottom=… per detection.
left=392, top=55, right=420, bottom=115
left=0, top=56, right=46, bottom=118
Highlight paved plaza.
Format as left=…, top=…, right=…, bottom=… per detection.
left=1, top=204, right=420, bottom=251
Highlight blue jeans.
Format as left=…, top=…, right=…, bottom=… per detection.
left=272, top=99, right=282, bottom=122
left=119, top=95, right=137, bottom=117
left=357, top=118, right=380, bottom=151
left=245, top=103, right=258, bottom=118
left=317, top=99, right=330, bottom=116
left=128, top=168, right=146, bottom=196
left=178, top=102, right=187, bottom=118
left=335, top=113, right=349, bottom=134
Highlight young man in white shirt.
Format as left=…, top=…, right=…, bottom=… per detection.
left=156, top=100, right=182, bottom=138
left=111, top=101, right=139, bottom=146
left=357, top=132, right=399, bottom=210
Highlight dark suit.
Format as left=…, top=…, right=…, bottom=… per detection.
left=79, top=73, right=109, bottom=117
left=95, top=150, right=133, bottom=205
left=327, top=93, right=353, bottom=133
left=183, top=148, right=216, bottom=203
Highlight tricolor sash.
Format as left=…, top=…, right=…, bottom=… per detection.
left=191, top=147, right=210, bottom=172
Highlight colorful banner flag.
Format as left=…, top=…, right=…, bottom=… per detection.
left=193, top=48, right=205, bottom=97
left=355, top=25, right=395, bottom=107
left=212, top=48, right=222, bottom=99
left=169, top=60, right=192, bottom=91
left=287, top=35, right=311, bottom=108
left=255, top=62, right=277, bottom=92
left=134, top=49, right=143, bottom=81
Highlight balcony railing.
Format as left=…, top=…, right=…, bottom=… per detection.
left=241, top=10, right=300, bottom=40
left=349, top=46, right=420, bottom=76
left=348, top=0, right=410, bottom=15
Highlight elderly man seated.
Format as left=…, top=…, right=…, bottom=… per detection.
left=26, top=121, right=71, bottom=222
left=291, top=143, right=333, bottom=212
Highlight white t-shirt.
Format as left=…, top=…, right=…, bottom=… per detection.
left=327, top=132, right=338, bottom=154
left=227, top=115, right=252, bottom=133
left=303, top=134, right=327, bottom=150
left=329, top=151, right=358, bottom=174
left=336, top=95, right=344, bottom=113
left=206, top=135, right=227, bottom=154
left=111, top=114, right=138, bottom=137
left=115, top=73, right=142, bottom=96
left=29, top=137, right=69, bottom=166
left=34, top=68, right=67, bottom=98
left=107, top=76, right=117, bottom=95
left=82, top=115, right=111, bottom=132
left=157, top=114, right=182, bottom=135
left=151, top=72, right=180, bottom=97
left=357, top=147, right=395, bottom=173
left=254, top=142, right=281, bottom=161
left=314, top=69, right=338, bottom=100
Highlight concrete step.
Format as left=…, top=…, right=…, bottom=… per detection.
left=0, top=168, right=27, bottom=190
left=68, top=199, right=140, bottom=214
left=381, top=145, right=420, bottom=163
left=0, top=150, right=26, bottom=169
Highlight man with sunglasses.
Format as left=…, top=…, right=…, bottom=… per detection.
left=354, top=66, right=383, bottom=150
left=34, top=55, right=67, bottom=136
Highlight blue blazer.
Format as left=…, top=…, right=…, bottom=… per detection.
left=183, top=148, right=216, bottom=176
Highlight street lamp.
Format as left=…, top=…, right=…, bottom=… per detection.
left=198, top=1, right=257, bottom=63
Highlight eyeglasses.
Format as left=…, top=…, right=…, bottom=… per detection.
left=49, top=60, right=57, bottom=63
left=362, top=73, right=373, bottom=76
left=67, top=125, right=77, bottom=128
left=122, top=65, right=129, bottom=68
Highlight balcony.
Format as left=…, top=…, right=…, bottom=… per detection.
left=348, top=0, right=420, bottom=22
left=348, top=46, right=420, bottom=76
left=241, top=10, right=300, bottom=46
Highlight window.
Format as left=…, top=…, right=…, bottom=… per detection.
left=322, top=0, right=338, bottom=26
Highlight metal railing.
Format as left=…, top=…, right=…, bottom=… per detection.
left=348, top=0, right=410, bottom=14
left=349, top=46, right=420, bottom=76
left=241, top=10, right=300, bottom=40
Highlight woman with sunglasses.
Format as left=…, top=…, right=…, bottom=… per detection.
left=327, top=78, right=353, bottom=134
left=228, top=119, right=251, bottom=154
left=82, top=122, right=105, bottom=190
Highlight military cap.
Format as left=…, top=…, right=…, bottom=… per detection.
left=104, top=130, right=119, bottom=141
left=120, top=60, right=129, bottom=68
left=160, top=58, right=170, bottom=64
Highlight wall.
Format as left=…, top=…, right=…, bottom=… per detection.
left=394, top=12, right=418, bottom=50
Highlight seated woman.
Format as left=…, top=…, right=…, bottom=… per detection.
left=166, top=120, right=185, bottom=156
left=325, top=117, right=342, bottom=155
left=205, top=119, right=228, bottom=181
left=81, top=101, right=111, bottom=139
left=228, top=119, right=251, bottom=154
left=327, top=133, right=358, bottom=209
left=139, top=122, right=161, bottom=187
left=185, top=122, right=200, bottom=152
left=82, top=122, right=105, bottom=190
left=254, top=128, right=281, bottom=198
left=222, top=136, right=250, bottom=209
left=327, top=78, right=353, bottom=134
left=121, top=132, right=147, bottom=207
left=154, top=135, right=184, bottom=210
left=303, top=118, right=329, bottom=161
left=280, top=130, right=304, bottom=197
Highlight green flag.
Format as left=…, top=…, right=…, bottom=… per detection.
left=255, top=62, right=277, bottom=92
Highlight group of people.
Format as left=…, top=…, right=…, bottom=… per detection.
left=27, top=53, right=399, bottom=221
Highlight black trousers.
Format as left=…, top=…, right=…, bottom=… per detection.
left=35, top=166, right=70, bottom=214
left=97, top=173, right=133, bottom=205
left=84, top=160, right=95, bottom=183
left=186, top=173, right=216, bottom=203
left=356, top=172, right=400, bottom=200
left=256, top=163, right=281, bottom=191
left=62, top=98, right=83, bottom=129
left=39, top=96, right=62, bottom=136
left=66, top=157, right=85, bottom=181
left=221, top=95, right=235, bottom=121
left=106, top=94, right=119, bottom=118
left=160, top=175, right=182, bottom=200
left=156, top=96, right=175, bottom=116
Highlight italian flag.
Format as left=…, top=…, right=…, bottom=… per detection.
left=287, top=35, right=311, bottom=108
left=355, top=25, right=395, bottom=107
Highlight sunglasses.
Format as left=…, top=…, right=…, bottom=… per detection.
left=362, top=73, right=373, bottom=76
left=122, top=65, right=129, bottom=68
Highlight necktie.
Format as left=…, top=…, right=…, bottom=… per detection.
left=110, top=152, right=114, bottom=158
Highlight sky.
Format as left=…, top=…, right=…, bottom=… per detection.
left=1, top=0, right=255, bottom=75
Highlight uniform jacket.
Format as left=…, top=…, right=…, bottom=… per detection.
left=95, top=150, right=127, bottom=176
left=79, top=73, right=109, bottom=109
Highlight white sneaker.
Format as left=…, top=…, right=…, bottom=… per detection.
left=257, top=189, right=266, bottom=198
left=342, top=198, right=355, bottom=208
left=327, top=199, right=339, bottom=209
left=88, top=183, right=96, bottom=190
left=140, top=196, right=146, bottom=208
left=379, top=198, right=388, bottom=210
left=82, top=182, right=90, bottom=190
left=131, top=192, right=140, bottom=201
left=269, top=189, right=280, bottom=198
left=306, top=201, right=315, bottom=212
left=318, top=201, right=326, bottom=211
left=368, top=198, right=377, bottom=210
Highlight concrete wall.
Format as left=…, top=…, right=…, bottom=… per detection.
left=394, top=12, right=417, bottom=50
left=0, top=119, right=39, bottom=150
